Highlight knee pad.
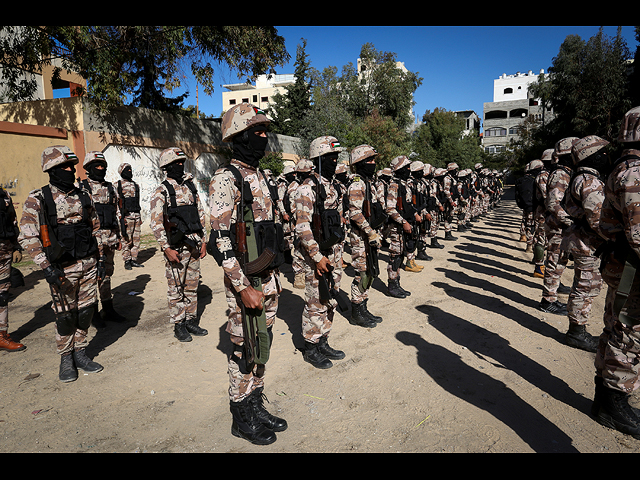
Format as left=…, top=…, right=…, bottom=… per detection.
left=77, top=304, right=95, bottom=330
left=0, top=291, right=10, bottom=307
left=55, top=311, right=77, bottom=336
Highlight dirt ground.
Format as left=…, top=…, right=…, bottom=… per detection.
left=2, top=187, right=640, bottom=453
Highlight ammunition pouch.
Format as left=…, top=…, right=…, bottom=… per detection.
left=368, top=202, right=388, bottom=230
left=163, top=180, right=203, bottom=248
left=317, top=209, right=344, bottom=252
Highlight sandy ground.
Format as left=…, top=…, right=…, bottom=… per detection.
left=2, top=187, right=640, bottom=453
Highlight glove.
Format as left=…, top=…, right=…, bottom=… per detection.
left=367, top=231, right=382, bottom=249
left=97, top=257, right=106, bottom=281
left=12, top=250, right=22, bottom=264
left=43, top=265, right=64, bottom=287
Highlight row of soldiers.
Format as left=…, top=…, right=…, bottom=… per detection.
left=516, top=106, right=640, bottom=441
left=0, top=100, right=500, bottom=447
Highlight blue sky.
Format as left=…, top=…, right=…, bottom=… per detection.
left=183, top=26, right=637, bottom=130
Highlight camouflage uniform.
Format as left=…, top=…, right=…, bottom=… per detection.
left=276, top=165, right=295, bottom=257
left=0, top=186, right=25, bottom=352
left=117, top=163, right=143, bottom=267
left=428, top=168, right=446, bottom=248
left=532, top=149, right=554, bottom=274
left=149, top=147, right=207, bottom=340
left=290, top=161, right=310, bottom=288
left=561, top=136, right=610, bottom=352
left=442, top=163, right=459, bottom=236
left=592, top=107, right=640, bottom=439
left=210, top=103, right=286, bottom=446
left=19, top=146, right=104, bottom=381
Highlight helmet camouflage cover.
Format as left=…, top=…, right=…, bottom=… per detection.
left=350, top=144, right=377, bottom=165
left=41, top=145, right=79, bottom=172
left=221, top=103, right=270, bottom=143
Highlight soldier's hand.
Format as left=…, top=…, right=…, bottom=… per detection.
left=199, top=241, right=207, bottom=259
left=368, top=231, right=382, bottom=249
left=164, top=248, right=181, bottom=264
left=282, top=213, right=290, bottom=222
left=12, top=250, right=22, bottom=264
left=439, top=205, right=444, bottom=212
left=402, top=221, right=412, bottom=233
left=415, top=213, right=422, bottom=223
left=316, top=256, right=331, bottom=275
left=240, top=285, right=264, bottom=311
left=43, top=265, right=64, bottom=287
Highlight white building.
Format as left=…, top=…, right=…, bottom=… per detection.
left=221, top=74, right=295, bottom=115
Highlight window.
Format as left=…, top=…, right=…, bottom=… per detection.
left=252, top=95, right=258, bottom=103
left=504, top=87, right=513, bottom=94
left=229, top=99, right=236, bottom=105
left=261, top=96, right=269, bottom=103
left=242, top=98, right=249, bottom=103
left=485, top=127, right=507, bottom=137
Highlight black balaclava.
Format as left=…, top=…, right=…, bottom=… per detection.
left=121, top=167, right=133, bottom=181
left=335, top=171, right=349, bottom=183
left=355, top=161, right=376, bottom=179
left=233, top=125, right=269, bottom=168
left=395, top=166, right=411, bottom=181
left=165, top=161, right=185, bottom=182
left=581, top=150, right=610, bottom=177
left=412, top=169, right=424, bottom=180
left=285, top=173, right=297, bottom=183
left=49, top=164, right=77, bottom=191
left=87, top=162, right=107, bottom=182
left=316, top=153, right=339, bottom=180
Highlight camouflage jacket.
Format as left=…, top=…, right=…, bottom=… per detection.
left=149, top=173, right=206, bottom=253
left=428, top=177, right=443, bottom=210
left=18, top=183, right=102, bottom=270
left=348, top=175, right=384, bottom=236
left=385, top=178, right=412, bottom=225
left=209, top=159, right=278, bottom=292
left=599, top=149, right=640, bottom=284
left=80, top=177, right=121, bottom=247
left=295, top=173, right=342, bottom=263
left=443, top=174, right=457, bottom=206
left=561, top=166, right=606, bottom=254
left=117, top=178, right=142, bottom=218
left=534, top=170, right=550, bottom=219
left=545, top=166, right=573, bottom=230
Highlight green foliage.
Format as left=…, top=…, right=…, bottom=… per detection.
left=260, top=151, right=286, bottom=177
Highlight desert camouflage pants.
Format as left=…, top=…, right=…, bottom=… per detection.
left=428, top=210, right=439, bottom=238
left=567, top=252, right=602, bottom=326
left=443, top=208, right=454, bottom=232
left=225, top=271, right=279, bottom=402
left=0, top=241, right=12, bottom=331
left=301, top=246, right=339, bottom=344
left=164, top=243, right=200, bottom=324
left=532, top=215, right=547, bottom=266
left=349, top=227, right=372, bottom=304
left=50, top=256, right=98, bottom=354
left=520, top=211, right=535, bottom=245
left=292, top=238, right=304, bottom=275
left=385, top=223, right=404, bottom=281
left=121, top=214, right=142, bottom=262
left=595, top=278, right=640, bottom=394
left=97, top=244, right=117, bottom=302
left=542, top=230, right=569, bottom=302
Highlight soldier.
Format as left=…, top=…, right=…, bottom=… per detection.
left=19, top=146, right=104, bottom=382
left=347, top=145, right=384, bottom=329
left=117, top=163, right=144, bottom=270
left=385, top=156, right=419, bottom=298
left=374, top=167, right=393, bottom=251
left=81, top=152, right=126, bottom=324
left=0, top=185, right=25, bottom=352
left=469, top=164, right=483, bottom=223
left=208, top=103, right=286, bottom=445
left=295, top=136, right=347, bottom=369
left=560, top=135, right=610, bottom=353
left=516, top=161, right=537, bottom=250
left=532, top=149, right=555, bottom=277
left=456, top=168, right=472, bottom=231
left=276, top=165, right=295, bottom=264
left=427, top=167, right=446, bottom=249
left=442, top=163, right=459, bottom=240
left=149, top=147, right=208, bottom=342
left=409, top=160, right=433, bottom=262
left=592, top=106, right=640, bottom=438
left=472, top=163, right=485, bottom=219
left=539, top=137, right=580, bottom=314
left=402, top=161, right=424, bottom=272
left=290, top=160, right=312, bottom=289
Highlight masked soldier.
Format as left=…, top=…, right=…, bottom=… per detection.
left=592, top=106, right=640, bottom=439
left=539, top=137, right=580, bottom=314
left=276, top=165, right=295, bottom=265
left=0, top=185, right=25, bottom=352
left=559, top=136, right=610, bottom=353
left=150, top=147, right=208, bottom=342
left=385, top=156, right=419, bottom=298
left=291, top=160, right=311, bottom=289
left=409, top=160, right=433, bottom=263
left=208, top=103, right=287, bottom=446
left=457, top=168, right=473, bottom=231
left=81, top=152, right=126, bottom=324
left=532, top=149, right=555, bottom=277
left=347, top=145, right=384, bottom=329
left=19, top=146, right=104, bottom=382
left=295, top=136, right=347, bottom=370
left=442, top=163, right=459, bottom=240
left=117, top=163, right=143, bottom=270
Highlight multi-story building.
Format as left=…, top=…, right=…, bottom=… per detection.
left=482, top=69, right=554, bottom=154
left=221, top=74, right=296, bottom=115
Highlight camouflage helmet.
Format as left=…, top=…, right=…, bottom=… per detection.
left=118, top=163, right=132, bottom=175
left=618, top=106, right=640, bottom=143
left=282, top=165, right=295, bottom=176
left=541, top=148, right=554, bottom=162
left=458, top=168, right=470, bottom=177
left=390, top=155, right=411, bottom=172
left=423, top=163, right=434, bottom=175
left=350, top=144, right=377, bottom=165
left=83, top=151, right=107, bottom=169
left=335, top=163, right=348, bottom=175
left=379, top=167, right=392, bottom=177
left=552, top=137, right=580, bottom=163
left=310, top=135, right=343, bottom=160
left=41, top=145, right=79, bottom=172
left=447, top=162, right=459, bottom=172
left=221, top=103, right=270, bottom=143
left=527, top=159, right=544, bottom=172
left=159, top=147, right=187, bottom=168
left=571, top=135, right=610, bottom=164
left=434, top=168, right=447, bottom=177
left=410, top=160, right=424, bottom=172
left=295, top=159, right=314, bottom=173
left=474, top=163, right=483, bottom=171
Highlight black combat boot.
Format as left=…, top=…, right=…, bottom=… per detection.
left=303, top=341, right=333, bottom=369
left=73, top=348, right=103, bottom=374
left=185, top=317, right=208, bottom=336
left=592, top=380, right=640, bottom=439
left=362, top=299, right=383, bottom=323
left=444, top=231, right=457, bottom=241
left=130, top=260, right=144, bottom=268
left=387, top=279, right=407, bottom=299
left=59, top=352, right=78, bottom=383
left=230, top=396, right=277, bottom=445
left=317, top=335, right=346, bottom=360
left=349, top=302, right=378, bottom=328
left=539, top=298, right=567, bottom=315
left=430, top=237, right=445, bottom=249
left=124, top=260, right=132, bottom=270
left=174, top=321, right=192, bottom=342
left=416, top=248, right=432, bottom=261
left=248, top=387, right=288, bottom=432
left=457, top=224, right=467, bottom=232
left=565, top=323, right=598, bottom=353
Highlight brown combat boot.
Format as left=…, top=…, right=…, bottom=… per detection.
left=404, top=259, right=423, bottom=272
left=0, top=331, right=25, bottom=352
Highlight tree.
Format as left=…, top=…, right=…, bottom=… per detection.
left=0, top=26, right=290, bottom=113
left=268, top=38, right=312, bottom=137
